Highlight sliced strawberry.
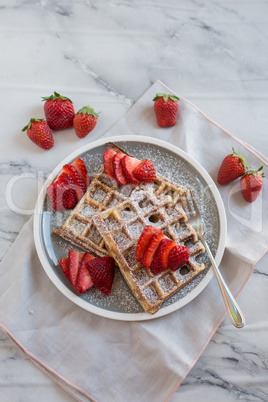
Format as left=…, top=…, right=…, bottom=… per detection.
left=47, top=179, right=71, bottom=211
left=168, top=244, right=190, bottom=271
left=76, top=253, right=95, bottom=294
left=87, top=257, right=115, bottom=296
left=62, top=164, right=86, bottom=200
left=133, top=159, right=156, bottom=183
left=56, top=172, right=77, bottom=209
left=68, top=249, right=84, bottom=289
left=71, top=158, right=90, bottom=187
left=121, top=155, right=141, bottom=186
left=103, top=149, right=117, bottom=180
left=47, top=182, right=63, bottom=211
left=141, top=231, right=166, bottom=268
left=113, top=152, right=128, bottom=185
left=151, top=238, right=176, bottom=275
left=136, top=226, right=161, bottom=262
left=58, top=257, right=70, bottom=280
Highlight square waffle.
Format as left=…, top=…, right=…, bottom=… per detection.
left=53, top=157, right=206, bottom=314
left=53, top=165, right=189, bottom=258
left=92, top=186, right=205, bottom=314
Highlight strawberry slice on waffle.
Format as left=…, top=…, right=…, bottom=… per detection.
left=121, top=155, right=141, bottom=186
left=103, top=149, right=117, bottom=180
left=61, top=164, right=86, bottom=201
left=113, top=152, right=128, bottom=185
left=141, top=231, right=166, bottom=268
left=168, top=245, right=190, bottom=271
left=150, top=238, right=176, bottom=275
left=71, top=158, right=90, bottom=187
left=136, top=226, right=161, bottom=262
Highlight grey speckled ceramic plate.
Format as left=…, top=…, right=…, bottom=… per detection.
left=34, top=136, right=227, bottom=321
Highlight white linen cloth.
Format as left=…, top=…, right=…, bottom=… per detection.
left=0, top=81, right=267, bottom=402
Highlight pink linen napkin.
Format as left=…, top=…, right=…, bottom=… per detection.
left=0, top=80, right=267, bottom=402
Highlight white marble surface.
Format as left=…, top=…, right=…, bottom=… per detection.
left=0, top=0, right=267, bottom=401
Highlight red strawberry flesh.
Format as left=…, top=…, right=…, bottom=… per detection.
left=22, top=118, right=54, bottom=150
left=87, top=257, right=115, bottom=296
left=141, top=231, right=166, bottom=268
left=58, top=257, right=70, bottom=280
left=168, top=244, right=190, bottom=271
left=136, top=226, right=161, bottom=262
left=47, top=181, right=67, bottom=211
left=217, top=149, right=248, bottom=185
left=73, top=106, right=98, bottom=138
left=43, top=92, right=75, bottom=131
left=62, top=164, right=86, bottom=200
left=240, top=167, right=264, bottom=203
left=153, top=94, right=179, bottom=128
left=55, top=172, right=77, bottom=209
left=76, top=253, right=95, bottom=294
left=103, top=149, right=117, bottom=180
left=113, top=152, right=128, bottom=185
left=133, top=159, right=156, bottom=183
left=71, top=158, right=90, bottom=187
left=151, top=238, right=176, bottom=275
left=68, top=249, right=84, bottom=289
left=121, top=155, right=141, bottom=185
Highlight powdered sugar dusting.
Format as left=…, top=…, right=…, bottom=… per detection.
left=44, top=141, right=220, bottom=314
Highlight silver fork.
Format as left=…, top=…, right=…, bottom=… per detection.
left=184, top=192, right=245, bottom=328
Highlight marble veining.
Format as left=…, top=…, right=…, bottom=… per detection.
left=0, top=0, right=268, bottom=401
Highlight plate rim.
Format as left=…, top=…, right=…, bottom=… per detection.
left=33, top=135, right=227, bottom=321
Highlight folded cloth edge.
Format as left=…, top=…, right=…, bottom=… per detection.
left=1, top=80, right=268, bottom=401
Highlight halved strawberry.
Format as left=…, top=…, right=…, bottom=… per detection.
left=87, top=257, right=115, bottom=296
left=56, top=172, right=77, bottom=209
left=141, top=231, right=166, bottom=268
left=76, top=253, right=95, bottom=294
left=62, top=164, right=86, bottom=200
left=168, top=244, right=190, bottom=271
left=47, top=181, right=66, bottom=211
left=133, top=159, right=156, bottom=183
left=103, top=149, right=117, bottom=180
left=136, top=226, right=161, bottom=262
left=68, top=249, right=84, bottom=289
left=121, top=155, right=141, bottom=186
left=58, top=257, right=70, bottom=280
left=151, top=238, right=176, bottom=275
left=71, top=158, right=90, bottom=187
left=113, top=152, right=128, bottom=185
left=47, top=174, right=76, bottom=211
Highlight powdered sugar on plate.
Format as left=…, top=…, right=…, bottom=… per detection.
left=41, top=139, right=222, bottom=316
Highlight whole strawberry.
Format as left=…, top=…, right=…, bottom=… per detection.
left=217, top=148, right=248, bottom=185
left=153, top=93, right=179, bottom=127
left=22, top=118, right=54, bottom=150
left=73, top=106, right=99, bottom=138
left=240, top=166, right=265, bottom=203
left=42, top=91, right=75, bottom=130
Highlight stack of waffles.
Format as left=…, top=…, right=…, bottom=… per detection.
left=54, top=145, right=206, bottom=314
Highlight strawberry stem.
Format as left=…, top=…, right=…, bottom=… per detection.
left=231, top=148, right=248, bottom=170
left=153, top=93, right=179, bottom=102
left=76, top=106, right=99, bottom=118
left=22, top=118, right=44, bottom=131
left=242, top=165, right=265, bottom=177
left=42, top=91, right=73, bottom=103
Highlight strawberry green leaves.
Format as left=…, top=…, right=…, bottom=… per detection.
left=153, top=93, right=179, bottom=102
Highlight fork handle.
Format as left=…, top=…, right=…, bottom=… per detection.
left=200, top=235, right=246, bottom=328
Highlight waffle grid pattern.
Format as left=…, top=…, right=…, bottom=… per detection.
left=53, top=164, right=206, bottom=314
left=54, top=166, right=189, bottom=257
left=93, top=187, right=205, bottom=313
